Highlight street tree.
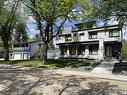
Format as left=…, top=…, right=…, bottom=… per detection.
left=81, top=0, right=127, bottom=25
left=0, top=0, right=20, bottom=61
left=21, top=0, right=78, bottom=64
left=14, top=22, right=28, bottom=42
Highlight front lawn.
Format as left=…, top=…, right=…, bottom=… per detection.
left=0, top=59, right=91, bottom=69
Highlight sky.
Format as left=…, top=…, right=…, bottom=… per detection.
left=26, top=16, right=127, bottom=39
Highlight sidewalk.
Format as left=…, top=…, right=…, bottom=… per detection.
left=56, top=68, right=127, bottom=82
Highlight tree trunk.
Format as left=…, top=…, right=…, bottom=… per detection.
left=42, top=43, right=48, bottom=64
left=5, top=47, right=9, bottom=61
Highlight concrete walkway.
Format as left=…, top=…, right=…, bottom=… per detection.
left=91, top=59, right=120, bottom=74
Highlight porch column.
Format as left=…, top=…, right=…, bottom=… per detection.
left=99, top=39, right=104, bottom=60
left=76, top=45, right=78, bottom=58
left=85, top=45, right=89, bottom=58
left=67, top=45, right=69, bottom=57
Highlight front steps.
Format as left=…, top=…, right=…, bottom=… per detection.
left=91, top=57, right=120, bottom=75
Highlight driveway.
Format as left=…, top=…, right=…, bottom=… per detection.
left=0, top=64, right=127, bottom=95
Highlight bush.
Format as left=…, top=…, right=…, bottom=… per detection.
left=0, top=59, right=91, bottom=69
left=47, top=59, right=90, bottom=68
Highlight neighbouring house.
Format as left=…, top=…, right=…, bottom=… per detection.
left=56, top=21, right=123, bottom=60
left=10, top=40, right=43, bottom=60
left=10, top=40, right=60, bottom=60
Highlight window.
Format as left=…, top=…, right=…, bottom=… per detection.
left=89, top=32, right=97, bottom=39
left=65, top=34, right=71, bottom=41
left=61, top=46, right=67, bottom=56
left=78, top=45, right=85, bottom=55
left=109, top=30, right=119, bottom=37
left=14, top=44, right=20, bottom=47
left=69, top=45, right=76, bottom=55
left=89, top=45, right=98, bottom=55
left=22, top=43, right=28, bottom=47
left=79, top=33, right=85, bottom=36
left=73, top=33, right=77, bottom=37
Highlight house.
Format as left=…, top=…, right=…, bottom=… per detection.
left=56, top=21, right=123, bottom=60
left=10, top=40, right=43, bottom=60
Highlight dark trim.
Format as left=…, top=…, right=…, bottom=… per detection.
left=104, top=41, right=122, bottom=44
left=72, top=25, right=120, bottom=32
left=57, top=41, right=122, bottom=46
left=56, top=40, right=99, bottom=45
left=59, top=34, right=71, bottom=37
left=74, top=21, right=96, bottom=26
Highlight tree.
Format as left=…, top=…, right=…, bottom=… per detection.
left=14, top=22, right=28, bottom=42
left=81, top=0, right=127, bottom=25
left=0, top=0, right=20, bottom=61
left=21, top=0, right=78, bottom=64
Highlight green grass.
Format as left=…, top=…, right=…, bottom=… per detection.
left=0, top=59, right=91, bottom=69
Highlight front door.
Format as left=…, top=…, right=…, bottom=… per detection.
left=106, top=46, right=112, bottom=57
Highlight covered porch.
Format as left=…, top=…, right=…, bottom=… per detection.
left=59, top=39, right=105, bottom=60
left=104, top=42, right=122, bottom=59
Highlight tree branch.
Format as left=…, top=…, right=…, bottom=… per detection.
left=48, top=18, right=67, bottom=43
left=20, top=0, right=34, bottom=10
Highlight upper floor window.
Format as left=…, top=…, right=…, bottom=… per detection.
left=65, top=34, right=71, bottom=41
left=73, top=33, right=77, bottom=37
left=79, top=33, right=85, bottom=36
left=89, top=32, right=97, bottom=39
left=13, top=43, right=28, bottom=48
left=22, top=43, right=28, bottom=47
left=13, top=44, right=20, bottom=47
left=109, top=30, right=119, bottom=37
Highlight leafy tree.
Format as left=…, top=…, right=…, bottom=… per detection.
left=14, top=22, right=28, bottom=42
left=21, top=0, right=78, bottom=64
left=80, top=0, right=127, bottom=25
left=0, top=0, right=20, bottom=61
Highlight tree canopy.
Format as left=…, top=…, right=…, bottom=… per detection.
left=0, top=0, right=20, bottom=60
left=21, top=0, right=79, bottom=63
left=81, top=0, right=127, bottom=25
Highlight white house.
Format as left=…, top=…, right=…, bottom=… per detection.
left=56, top=21, right=123, bottom=60
left=10, top=40, right=43, bottom=60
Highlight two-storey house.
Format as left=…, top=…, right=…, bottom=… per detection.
left=56, top=21, right=122, bottom=60
left=10, top=40, right=43, bottom=60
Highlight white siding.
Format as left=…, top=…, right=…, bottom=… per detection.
left=56, top=26, right=122, bottom=44
left=30, top=41, right=43, bottom=58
